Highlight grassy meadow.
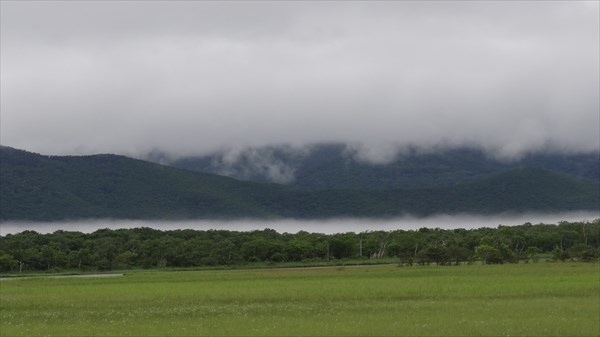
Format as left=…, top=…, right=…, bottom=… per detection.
left=1, top=263, right=598, bottom=336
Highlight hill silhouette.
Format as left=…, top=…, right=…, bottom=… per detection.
left=165, top=144, right=599, bottom=189
left=1, top=146, right=597, bottom=221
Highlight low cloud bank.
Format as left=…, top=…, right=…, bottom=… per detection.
left=2, top=211, right=598, bottom=236
left=1, top=2, right=598, bottom=162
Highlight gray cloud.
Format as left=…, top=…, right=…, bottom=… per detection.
left=1, top=1, right=598, bottom=162
left=210, top=146, right=304, bottom=184
left=2, top=211, right=599, bottom=236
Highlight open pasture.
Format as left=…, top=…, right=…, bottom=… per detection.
left=1, top=263, right=598, bottom=336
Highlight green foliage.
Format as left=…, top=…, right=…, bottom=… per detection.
left=1, top=220, right=598, bottom=273
left=169, top=144, right=600, bottom=189
left=1, top=147, right=598, bottom=221
left=567, top=244, right=599, bottom=261
left=0, top=253, right=17, bottom=271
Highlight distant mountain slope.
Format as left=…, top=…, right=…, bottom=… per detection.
left=164, top=144, right=599, bottom=189
left=1, top=146, right=598, bottom=221
left=0, top=146, right=284, bottom=220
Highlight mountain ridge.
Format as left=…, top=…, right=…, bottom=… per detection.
left=1, top=146, right=598, bottom=221
left=158, top=144, right=600, bottom=190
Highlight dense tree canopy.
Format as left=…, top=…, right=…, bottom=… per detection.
left=170, top=144, right=600, bottom=190
left=2, top=146, right=598, bottom=221
left=1, top=220, right=598, bottom=272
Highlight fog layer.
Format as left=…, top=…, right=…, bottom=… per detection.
left=1, top=2, right=598, bottom=162
left=2, top=212, right=598, bottom=236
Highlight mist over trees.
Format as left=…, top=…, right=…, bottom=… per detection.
left=165, top=144, right=600, bottom=189
left=2, top=146, right=598, bottom=221
left=1, top=220, right=598, bottom=273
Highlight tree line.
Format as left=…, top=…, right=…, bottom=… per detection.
left=0, top=220, right=598, bottom=272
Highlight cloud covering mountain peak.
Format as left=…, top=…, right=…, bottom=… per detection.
left=1, top=1, right=598, bottom=161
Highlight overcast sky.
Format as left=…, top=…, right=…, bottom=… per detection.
left=1, top=1, right=598, bottom=161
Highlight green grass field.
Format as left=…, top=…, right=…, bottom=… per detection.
left=1, top=263, right=598, bottom=336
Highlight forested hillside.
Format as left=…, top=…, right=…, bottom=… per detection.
left=0, top=146, right=283, bottom=220
left=1, top=146, right=598, bottom=221
left=164, top=144, right=600, bottom=189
